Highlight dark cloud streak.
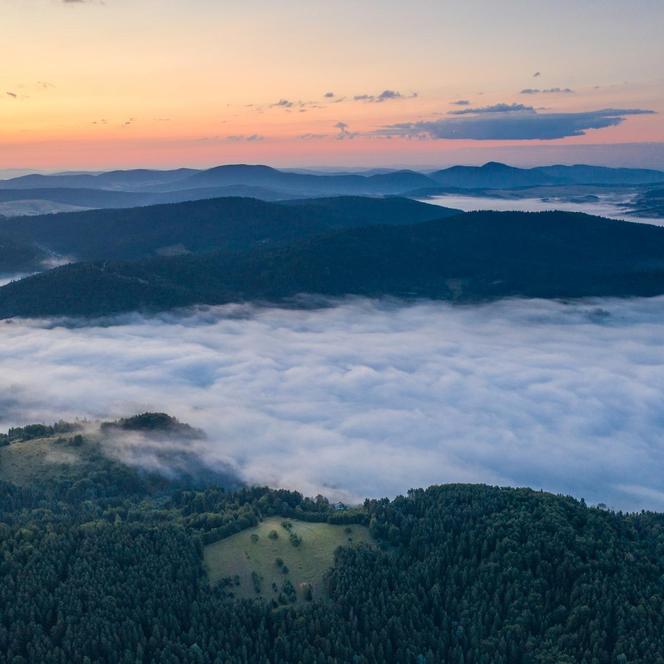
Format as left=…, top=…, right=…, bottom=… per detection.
left=375, top=107, right=655, bottom=140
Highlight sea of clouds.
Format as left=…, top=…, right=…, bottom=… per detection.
left=1, top=296, right=664, bottom=511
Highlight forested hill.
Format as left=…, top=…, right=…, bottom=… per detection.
left=0, top=195, right=458, bottom=263
left=2, top=469, right=664, bottom=662
left=0, top=235, right=46, bottom=275
left=3, top=210, right=664, bottom=318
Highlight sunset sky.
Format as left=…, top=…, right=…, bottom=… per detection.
left=2, top=0, right=664, bottom=170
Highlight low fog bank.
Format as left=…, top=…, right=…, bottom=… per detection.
left=425, top=193, right=664, bottom=227
left=1, top=297, right=663, bottom=511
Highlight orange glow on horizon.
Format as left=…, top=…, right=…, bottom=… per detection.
left=1, top=0, right=662, bottom=169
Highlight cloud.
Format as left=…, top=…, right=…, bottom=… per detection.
left=353, top=89, right=415, bottom=103
left=450, top=99, right=470, bottom=106
left=521, top=87, right=575, bottom=95
left=533, top=71, right=541, bottom=77
left=2, top=297, right=664, bottom=510
left=334, top=121, right=356, bottom=140
left=323, top=92, right=335, bottom=98
left=5, top=92, right=17, bottom=99
left=376, top=89, right=402, bottom=101
left=375, top=106, right=655, bottom=140
left=267, top=98, right=323, bottom=112
left=224, top=134, right=264, bottom=142
left=297, top=133, right=328, bottom=141
left=448, top=102, right=534, bottom=115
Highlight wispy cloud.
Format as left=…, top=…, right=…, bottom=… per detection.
left=521, top=87, right=574, bottom=95
left=353, top=89, right=416, bottom=103
left=450, top=99, right=470, bottom=106
left=298, top=133, right=328, bottom=141
left=448, top=102, right=534, bottom=115
left=272, top=99, right=294, bottom=109
left=267, top=98, right=323, bottom=112
left=224, top=134, right=264, bottom=142
left=334, top=121, right=356, bottom=140
left=375, top=106, right=655, bottom=140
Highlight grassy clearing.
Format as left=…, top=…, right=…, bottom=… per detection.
left=203, top=516, right=374, bottom=603
left=0, top=434, right=87, bottom=486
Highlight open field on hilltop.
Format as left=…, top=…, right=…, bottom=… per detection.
left=0, top=434, right=88, bottom=486
left=204, top=516, right=374, bottom=602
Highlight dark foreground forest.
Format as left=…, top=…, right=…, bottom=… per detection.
left=1, top=419, right=664, bottom=663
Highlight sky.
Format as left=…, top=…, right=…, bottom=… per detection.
left=1, top=0, right=664, bottom=169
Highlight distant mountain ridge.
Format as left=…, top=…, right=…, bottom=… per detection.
left=173, top=164, right=439, bottom=196
left=429, top=161, right=664, bottom=189
left=0, top=163, right=661, bottom=215
left=0, top=168, right=199, bottom=191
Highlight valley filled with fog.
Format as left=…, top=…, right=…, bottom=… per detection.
left=424, top=192, right=664, bottom=226
left=2, top=296, right=663, bottom=511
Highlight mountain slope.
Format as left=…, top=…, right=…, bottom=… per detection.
left=0, top=195, right=457, bottom=262
left=4, top=210, right=664, bottom=318
left=0, top=233, right=47, bottom=274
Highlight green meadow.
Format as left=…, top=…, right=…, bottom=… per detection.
left=204, top=516, right=374, bottom=603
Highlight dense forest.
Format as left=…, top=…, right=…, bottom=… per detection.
left=0, top=235, right=45, bottom=276
left=1, top=418, right=664, bottom=663
left=0, top=195, right=456, bottom=265
left=4, top=210, right=664, bottom=318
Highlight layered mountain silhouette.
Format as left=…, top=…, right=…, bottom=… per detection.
left=0, top=162, right=662, bottom=216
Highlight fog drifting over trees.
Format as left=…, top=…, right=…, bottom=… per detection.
left=1, top=296, right=663, bottom=510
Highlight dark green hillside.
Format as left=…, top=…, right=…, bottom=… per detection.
left=0, top=233, right=46, bottom=274
left=2, top=471, right=664, bottom=662
left=0, top=195, right=455, bottom=262
left=4, top=210, right=664, bottom=318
